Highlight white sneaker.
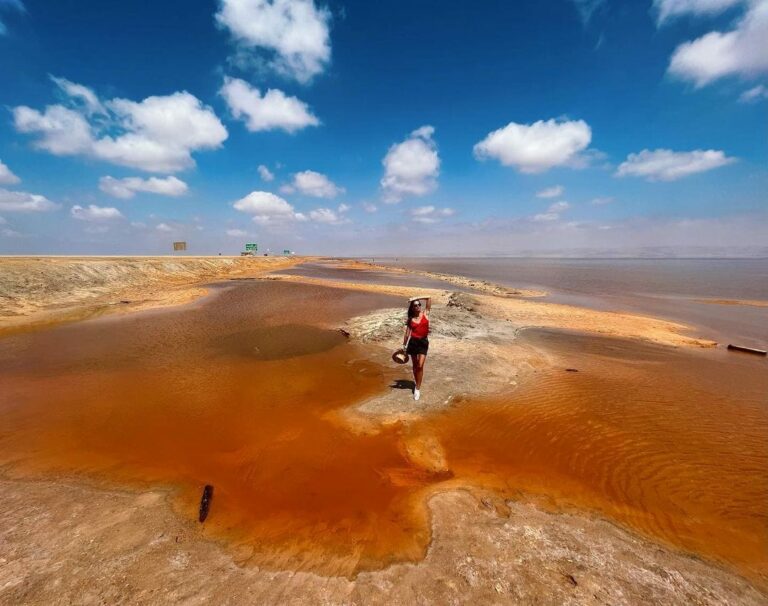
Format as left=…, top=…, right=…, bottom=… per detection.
left=414, top=389, right=420, bottom=401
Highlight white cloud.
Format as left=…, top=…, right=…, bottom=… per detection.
left=408, top=205, right=455, bottom=224
left=14, top=83, right=227, bottom=173
left=548, top=201, right=571, bottom=213
left=233, top=190, right=306, bottom=225
left=381, top=126, right=440, bottom=203
left=739, top=83, right=768, bottom=102
left=615, top=149, right=736, bottom=181
left=156, top=223, right=174, bottom=232
left=337, top=203, right=350, bottom=213
left=533, top=200, right=571, bottom=222
left=590, top=196, right=615, bottom=205
left=668, top=1, right=768, bottom=86
left=654, top=0, right=744, bottom=24
left=288, top=169, right=344, bottom=198
left=0, top=160, right=20, bottom=185
left=51, top=76, right=105, bottom=114
left=99, top=175, right=188, bottom=199
left=410, top=125, right=435, bottom=139
left=0, top=0, right=24, bottom=36
left=226, top=228, right=248, bottom=237
left=536, top=185, right=564, bottom=198
left=70, top=204, right=123, bottom=221
left=0, top=188, right=59, bottom=212
left=362, top=202, right=378, bottom=213
left=258, top=164, right=275, bottom=181
left=410, top=205, right=437, bottom=217
left=13, top=104, right=94, bottom=155
left=215, top=0, right=331, bottom=83
left=474, top=118, right=592, bottom=174
left=0, top=216, right=5, bottom=224
left=220, top=77, right=319, bottom=133
left=308, top=207, right=350, bottom=224
left=95, top=93, right=228, bottom=172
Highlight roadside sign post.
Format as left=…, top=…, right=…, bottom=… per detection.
left=245, top=243, right=258, bottom=252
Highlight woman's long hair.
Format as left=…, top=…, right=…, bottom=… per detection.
left=406, top=300, right=420, bottom=324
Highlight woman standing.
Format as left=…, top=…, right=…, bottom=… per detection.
left=403, top=296, right=430, bottom=401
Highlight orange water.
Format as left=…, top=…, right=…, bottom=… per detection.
left=1, top=280, right=766, bottom=580
left=430, top=330, right=768, bottom=578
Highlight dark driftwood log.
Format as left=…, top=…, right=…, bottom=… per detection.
left=199, top=485, right=214, bottom=523
left=727, top=344, right=767, bottom=356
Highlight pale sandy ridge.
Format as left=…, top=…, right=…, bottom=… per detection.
left=267, top=272, right=716, bottom=349
left=695, top=298, right=768, bottom=308
left=0, top=256, right=307, bottom=335
left=331, top=258, right=547, bottom=298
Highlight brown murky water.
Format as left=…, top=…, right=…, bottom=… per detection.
left=1, top=279, right=767, bottom=581
left=0, top=281, right=440, bottom=574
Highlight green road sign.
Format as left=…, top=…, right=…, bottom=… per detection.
left=283, top=249, right=291, bottom=255
left=245, top=243, right=258, bottom=251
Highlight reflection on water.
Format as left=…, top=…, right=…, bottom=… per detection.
left=213, top=323, right=347, bottom=360
left=0, top=280, right=767, bottom=581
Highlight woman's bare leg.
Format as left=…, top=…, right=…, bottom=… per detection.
left=414, top=354, right=427, bottom=389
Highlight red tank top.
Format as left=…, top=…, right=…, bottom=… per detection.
left=409, top=314, right=429, bottom=339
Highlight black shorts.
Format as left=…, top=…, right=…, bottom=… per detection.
left=407, top=337, right=429, bottom=357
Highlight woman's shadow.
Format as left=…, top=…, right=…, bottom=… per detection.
left=390, top=379, right=415, bottom=391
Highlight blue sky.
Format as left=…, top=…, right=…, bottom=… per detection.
left=0, top=0, right=766, bottom=255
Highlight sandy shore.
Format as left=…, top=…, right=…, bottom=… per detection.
left=268, top=272, right=716, bottom=349
left=695, top=298, right=768, bottom=308
left=0, top=256, right=306, bottom=335
left=332, top=258, right=548, bottom=298
left=0, top=256, right=764, bottom=605
left=3, top=478, right=764, bottom=606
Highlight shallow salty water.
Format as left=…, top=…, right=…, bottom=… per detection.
left=377, top=258, right=768, bottom=348
left=432, top=330, right=768, bottom=578
left=0, top=281, right=439, bottom=574
left=0, top=277, right=767, bottom=581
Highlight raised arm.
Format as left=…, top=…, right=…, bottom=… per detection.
left=425, top=297, right=432, bottom=315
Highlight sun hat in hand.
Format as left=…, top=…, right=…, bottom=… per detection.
left=392, top=348, right=409, bottom=364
